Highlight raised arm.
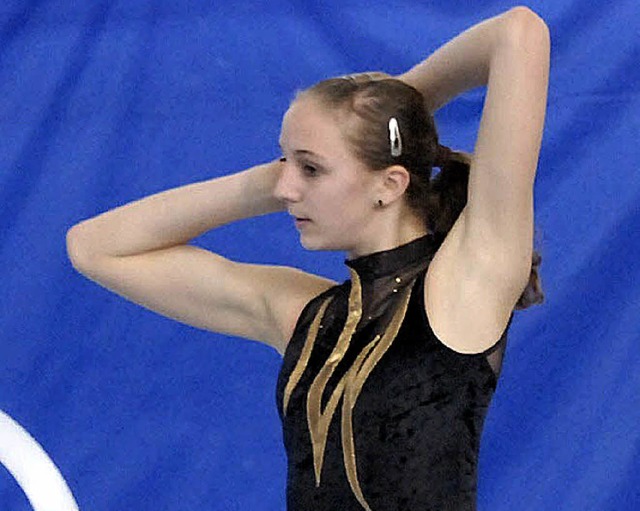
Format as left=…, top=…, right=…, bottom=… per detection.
left=402, top=6, right=548, bottom=278
left=399, top=6, right=549, bottom=113
left=66, top=161, right=334, bottom=355
left=400, top=7, right=550, bottom=351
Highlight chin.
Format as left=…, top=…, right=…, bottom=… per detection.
left=299, top=238, right=327, bottom=251
left=299, top=234, right=346, bottom=252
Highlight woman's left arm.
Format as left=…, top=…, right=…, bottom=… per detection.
left=400, top=7, right=550, bottom=300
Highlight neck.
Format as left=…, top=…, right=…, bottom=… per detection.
left=346, top=209, right=429, bottom=259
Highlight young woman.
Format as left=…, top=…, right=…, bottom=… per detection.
left=67, top=6, right=549, bottom=510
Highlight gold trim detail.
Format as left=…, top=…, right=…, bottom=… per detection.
left=283, top=296, right=332, bottom=416
left=341, top=285, right=413, bottom=511
left=281, top=267, right=416, bottom=511
left=339, top=335, right=379, bottom=511
left=307, top=268, right=363, bottom=486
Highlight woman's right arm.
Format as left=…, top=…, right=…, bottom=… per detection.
left=66, top=160, right=335, bottom=355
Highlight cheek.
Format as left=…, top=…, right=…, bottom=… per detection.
left=330, top=178, right=371, bottom=206
left=326, top=190, right=367, bottom=217
left=325, top=193, right=373, bottom=233
left=308, top=171, right=374, bottom=222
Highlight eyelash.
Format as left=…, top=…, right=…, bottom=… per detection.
left=302, top=163, right=318, bottom=176
left=280, top=156, right=320, bottom=177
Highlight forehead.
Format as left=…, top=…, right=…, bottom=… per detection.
left=279, top=97, right=351, bottom=153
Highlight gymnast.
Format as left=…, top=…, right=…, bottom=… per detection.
left=67, top=6, right=549, bottom=509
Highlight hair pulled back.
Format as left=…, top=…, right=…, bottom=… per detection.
left=299, top=74, right=543, bottom=310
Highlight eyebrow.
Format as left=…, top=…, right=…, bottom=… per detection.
left=278, top=142, right=325, bottom=161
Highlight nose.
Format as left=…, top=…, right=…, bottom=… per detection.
left=273, top=160, right=302, bottom=204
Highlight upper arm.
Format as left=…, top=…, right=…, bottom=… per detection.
left=67, top=240, right=335, bottom=355
left=464, top=7, right=550, bottom=297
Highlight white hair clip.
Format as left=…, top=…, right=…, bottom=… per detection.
left=389, top=117, right=402, bottom=157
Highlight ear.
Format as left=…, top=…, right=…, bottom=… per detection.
left=377, top=165, right=411, bottom=204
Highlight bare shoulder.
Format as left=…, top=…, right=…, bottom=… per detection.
left=424, top=209, right=520, bottom=354
left=243, top=262, right=336, bottom=356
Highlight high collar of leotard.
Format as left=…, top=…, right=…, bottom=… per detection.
left=344, top=233, right=441, bottom=281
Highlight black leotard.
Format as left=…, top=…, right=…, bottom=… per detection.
left=276, top=234, right=512, bottom=510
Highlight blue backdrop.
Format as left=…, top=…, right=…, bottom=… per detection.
left=1, top=1, right=639, bottom=510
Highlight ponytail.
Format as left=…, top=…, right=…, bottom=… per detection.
left=427, top=148, right=544, bottom=310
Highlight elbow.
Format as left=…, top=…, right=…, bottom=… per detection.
left=66, top=223, right=96, bottom=275
left=501, top=6, right=551, bottom=52
left=66, top=224, right=85, bottom=271
left=506, top=6, right=548, bottom=28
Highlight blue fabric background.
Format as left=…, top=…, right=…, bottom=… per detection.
left=1, top=1, right=638, bottom=509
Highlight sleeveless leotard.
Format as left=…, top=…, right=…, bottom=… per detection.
left=276, top=234, right=513, bottom=510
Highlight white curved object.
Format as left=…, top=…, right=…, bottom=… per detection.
left=0, top=410, right=80, bottom=511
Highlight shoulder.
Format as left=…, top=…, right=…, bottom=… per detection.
left=257, top=265, right=337, bottom=356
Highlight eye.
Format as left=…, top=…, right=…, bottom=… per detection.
left=302, top=163, right=319, bottom=176
left=279, top=156, right=287, bottom=162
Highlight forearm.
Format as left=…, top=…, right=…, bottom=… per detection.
left=67, top=160, right=284, bottom=258
left=399, top=7, right=546, bottom=112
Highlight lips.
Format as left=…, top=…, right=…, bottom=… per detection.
left=290, top=211, right=310, bottom=221
left=290, top=213, right=311, bottom=228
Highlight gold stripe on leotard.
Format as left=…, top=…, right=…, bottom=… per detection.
left=283, top=266, right=415, bottom=511
left=341, top=283, right=413, bottom=511
left=283, top=296, right=333, bottom=416
left=307, top=268, right=363, bottom=487
left=338, top=335, right=380, bottom=511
